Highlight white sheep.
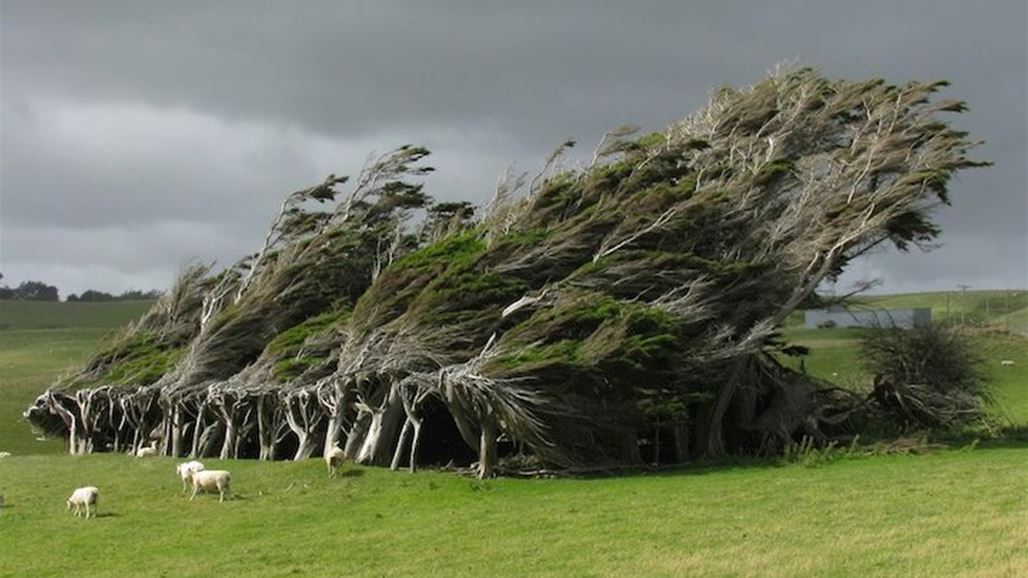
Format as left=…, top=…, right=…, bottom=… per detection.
left=67, top=486, right=99, bottom=518
left=190, top=470, right=232, bottom=502
left=1001, top=360, right=1015, bottom=367
left=136, top=445, right=157, bottom=458
left=324, top=445, right=345, bottom=478
left=0, top=451, right=11, bottom=459
left=175, top=460, right=206, bottom=493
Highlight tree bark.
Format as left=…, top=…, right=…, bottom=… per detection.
left=477, top=421, right=498, bottom=479
left=169, top=406, right=184, bottom=457
left=695, top=359, right=748, bottom=457
left=409, top=419, right=423, bottom=473
left=356, top=393, right=404, bottom=466
left=343, top=411, right=370, bottom=460
left=390, top=418, right=413, bottom=471
left=219, top=418, right=237, bottom=460
left=293, top=432, right=317, bottom=461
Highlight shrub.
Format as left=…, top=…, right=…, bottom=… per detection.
left=861, top=324, right=988, bottom=428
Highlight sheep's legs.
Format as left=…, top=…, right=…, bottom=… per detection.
left=190, top=485, right=199, bottom=501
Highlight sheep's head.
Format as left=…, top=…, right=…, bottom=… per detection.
left=65, top=499, right=72, bottom=511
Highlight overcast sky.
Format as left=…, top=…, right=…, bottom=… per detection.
left=1, top=1, right=1025, bottom=297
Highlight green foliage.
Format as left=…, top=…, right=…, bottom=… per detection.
left=753, top=159, right=795, bottom=186
left=861, top=325, right=986, bottom=396
left=420, top=272, right=527, bottom=324
left=272, top=357, right=322, bottom=383
left=492, top=294, right=685, bottom=417
left=390, top=229, right=486, bottom=273
left=85, top=332, right=182, bottom=386
left=352, top=230, right=489, bottom=331
left=634, top=131, right=665, bottom=148
left=266, top=309, right=347, bottom=357
left=265, top=308, right=348, bottom=382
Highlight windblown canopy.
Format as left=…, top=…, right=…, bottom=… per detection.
left=26, top=68, right=986, bottom=476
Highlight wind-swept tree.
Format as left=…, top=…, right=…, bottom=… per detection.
left=26, top=68, right=986, bottom=476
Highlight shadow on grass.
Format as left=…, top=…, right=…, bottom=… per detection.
left=338, top=468, right=364, bottom=478
left=501, top=428, right=1028, bottom=483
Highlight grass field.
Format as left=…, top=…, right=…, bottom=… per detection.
left=3, top=449, right=1028, bottom=577
left=0, top=300, right=153, bottom=455
left=2, top=295, right=1028, bottom=576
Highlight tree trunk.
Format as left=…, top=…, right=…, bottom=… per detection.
left=477, top=421, right=498, bottom=479
left=257, top=398, right=279, bottom=461
left=220, top=421, right=237, bottom=460
left=391, top=418, right=413, bottom=471
left=324, top=408, right=346, bottom=453
left=695, top=359, right=748, bottom=457
left=356, top=395, right=404, bottom=466
left=653, top=425, right=661, bottom=466
left=445, top=402, right=481, bottom=452
left=293, top=432, right=317, bottom=461
left=343, top=411, right=370, bottom=460
left=190, top=414, right=204, bottom=458
left=198, top=423, right=221, bottom=457
left=409, top=419, right=423, bottom=473
left=171, top=406, right=185, bottom=457
left=672, top=422, right=689, bottom=463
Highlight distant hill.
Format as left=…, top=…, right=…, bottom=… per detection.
left=859, top=290, right=1028, bottom=334
left=0, top=300, right=155, bottom=331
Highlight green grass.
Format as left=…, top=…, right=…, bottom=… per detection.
left=3, top=448, right=1028, bottom=577
left=0, top=300, right=153, bottom=331
left=0, top=300, right=153, bottom=455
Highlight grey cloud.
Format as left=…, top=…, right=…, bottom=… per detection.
left=1, top=0, right=1025, bottom=294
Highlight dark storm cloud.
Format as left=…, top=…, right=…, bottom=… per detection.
left=1, top=0, right=1025, bottom=295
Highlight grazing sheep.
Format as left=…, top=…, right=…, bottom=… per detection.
left=0, top=451, right=11, bottom=459
left=1001, top=360, right=1015, bottom=367
left=175, top=461, right=206, bottom=493
left=190, top=470, right=231, bottom=502
left=324, top=445, right=344, bottom=478
left=67, top=486, right=99, bottom=518
left=136, top=445, right=157, bottom=458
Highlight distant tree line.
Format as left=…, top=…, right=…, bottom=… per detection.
left=0, top=272, right=159, bottom=302
left=0, top=274, right=60, bottom=301
left=66, top=289, right=163, bottom=302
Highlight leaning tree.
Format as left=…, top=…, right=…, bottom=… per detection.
left=26, top=67, right=985, bottom=477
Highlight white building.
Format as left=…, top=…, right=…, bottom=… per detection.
left=804, top=305, right=931, bottom=329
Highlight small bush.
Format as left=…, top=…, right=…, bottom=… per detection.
left=861, top=324, right=988, bottom=428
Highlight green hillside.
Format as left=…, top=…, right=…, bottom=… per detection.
left=859, top=290, right=1028, bottom=333
left=0, top=300, right=154, bottom=454
left=0, top=300, right=154, bottom=331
